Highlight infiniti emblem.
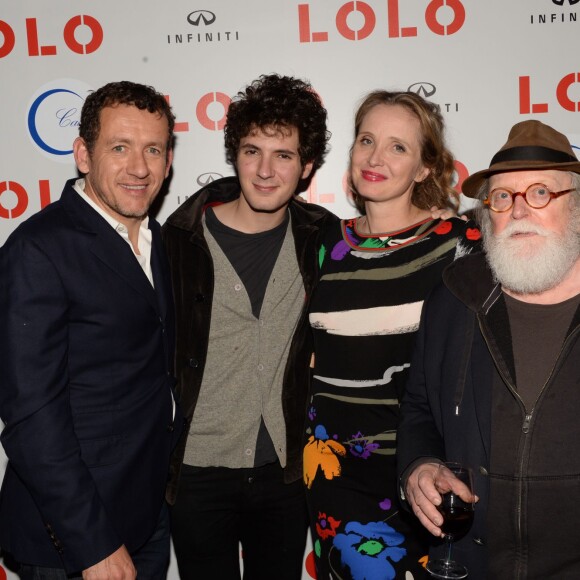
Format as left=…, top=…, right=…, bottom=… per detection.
left=197, top=172, right=223, bottom=186
left=187, top=10, right=216, bottom=26
left=408, top=82, right=437, bottom=98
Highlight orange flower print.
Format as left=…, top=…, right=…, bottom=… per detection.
left=434, top=221, right=452, bottom=235
left=303, top=425, right=346, bottom=489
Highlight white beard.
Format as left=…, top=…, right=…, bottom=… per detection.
left=482, top=211, right=580, bottom=295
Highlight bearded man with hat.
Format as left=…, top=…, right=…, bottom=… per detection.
left=396, top=120, right=580, bottom=579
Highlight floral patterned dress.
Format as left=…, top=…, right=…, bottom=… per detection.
left=303, top=216, right=481, bottom=580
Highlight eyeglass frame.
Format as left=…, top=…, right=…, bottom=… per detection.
left=483, top=183, right=576, bottom=213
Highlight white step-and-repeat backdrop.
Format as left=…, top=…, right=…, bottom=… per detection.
left=1, top=1, right=578, bottom=578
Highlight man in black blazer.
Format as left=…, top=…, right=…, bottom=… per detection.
left=0, top=81, right=182, bottom=579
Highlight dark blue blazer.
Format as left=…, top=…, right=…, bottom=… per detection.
left=0, top=179, right=182, bottom=573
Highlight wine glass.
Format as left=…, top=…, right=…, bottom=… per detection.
left=426, top=462, right=475, bottom=579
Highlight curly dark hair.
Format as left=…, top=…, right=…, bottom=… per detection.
left=224, top=74, right=330, bottom=171
left=350, top=90, right=459, bottom=214
left=79, top=80, right=175, bottom=154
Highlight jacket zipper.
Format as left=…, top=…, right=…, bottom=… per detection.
left=478, top=318, right=579, bottom=580
left=479, top=323, right=526, bottom=580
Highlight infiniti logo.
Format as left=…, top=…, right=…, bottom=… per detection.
left=552, top=0, right=579, bottom=5
left=197, top=172, right=223, bottom=186
left=408, top=82, right=436, bottom=98
left=168, top=9, right=238, bottom=45
left=187, top=10, right=216, bottom=26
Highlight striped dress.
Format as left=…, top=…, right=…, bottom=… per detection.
left=303, top=216, right=481, bottom=580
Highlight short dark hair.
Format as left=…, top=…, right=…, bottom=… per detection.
left=350, top=90, right=458, bottom=214
left=224, top=74, right=329, bottom=171
left=79, top=81, right=175, bottom=153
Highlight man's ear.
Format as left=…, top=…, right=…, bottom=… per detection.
left=73, top=137, right=90, bottom=174
left=301, top=161, right=314, bottom=180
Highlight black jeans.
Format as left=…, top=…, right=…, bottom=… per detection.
left=170, top=461, right=308, bottom=580
left=18, top=503, right=170, bottom=580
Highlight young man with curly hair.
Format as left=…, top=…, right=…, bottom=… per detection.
left=162, top=74, right=336, bottom=579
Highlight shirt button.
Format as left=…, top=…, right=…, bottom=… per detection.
left=245, top=449, right=252, bottom=456
left=234, top=283, right=242, bottom=291
left=479, top=466, right=489, bottom=476
left=189, top=358, right=199, bottom=368
left=257, top=364, right=264, bottom=371
left=247, top=476, right=255, bottom=484
left=259, top=320, right=264, bottom=326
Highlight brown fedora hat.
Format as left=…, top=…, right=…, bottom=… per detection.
left=462, top=120, right=580, bottom=198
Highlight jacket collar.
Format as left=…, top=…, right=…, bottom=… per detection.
left=60, top=178, right=165, bottom=316
left=443, top=251, right=501, bottom=314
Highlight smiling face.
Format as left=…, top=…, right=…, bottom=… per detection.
left=483, top=169, right=580, bottom=295
left=350, top=104, right=429, bottom=209
left=235, top=125, right=313, bottom=219
left=73, top=104, right=172, bottom=228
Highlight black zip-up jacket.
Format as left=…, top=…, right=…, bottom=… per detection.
left=162, top=176, right=338, bottom=504
left=398, top=251, right=580, bottom=579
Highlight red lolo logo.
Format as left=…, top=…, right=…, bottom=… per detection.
left=165, top=91, right=232, bottom=133
left=298, top=0, right=465, bottom=42
left=520, top=72, right=580, bottom=113
left=0, top=15, right=103, bottom=58
left=0, top=180, right=53, bottom=220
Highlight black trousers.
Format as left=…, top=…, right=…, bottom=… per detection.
left=170, top=461, right=308, bottom=580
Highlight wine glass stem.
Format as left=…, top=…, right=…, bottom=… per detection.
left=444, top=535, right=454, bottom=565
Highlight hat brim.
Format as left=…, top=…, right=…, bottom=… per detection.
left=462, top=159, right=580, bottom=198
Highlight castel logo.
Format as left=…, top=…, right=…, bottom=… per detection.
left=530, top=0, right=578, bottom=23
left=0, top=15, right=103, bottom=58
left=27, top=79, right=93, bottom=162
left=166, top=10, right=240, bottom=46
left=298, top=0, right=466, bottom=43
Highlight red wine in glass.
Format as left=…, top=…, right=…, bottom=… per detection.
left=438, top=499, right=474, bottom=540
left=426, top=463, right=475, bottom=579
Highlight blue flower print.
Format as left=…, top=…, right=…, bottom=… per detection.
left=333, top=520, right=406, bottom=580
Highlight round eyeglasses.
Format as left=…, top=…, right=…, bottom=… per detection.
left=484, top=183, right=576, bottom=212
